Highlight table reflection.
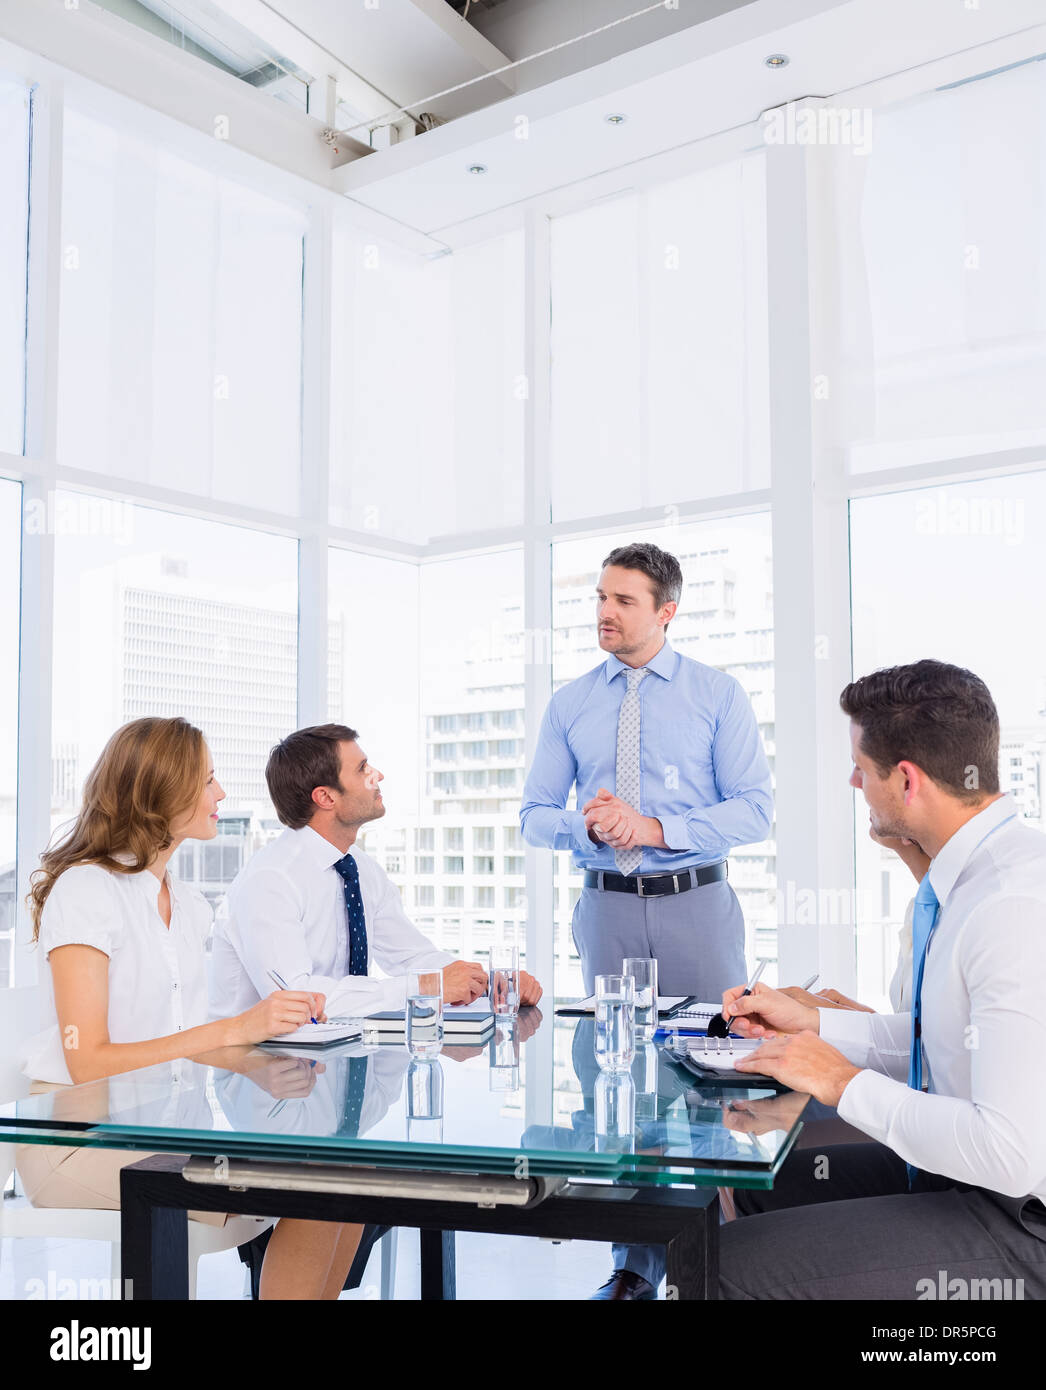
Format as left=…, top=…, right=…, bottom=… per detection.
left=2, top=1010, right=807, bottom=1182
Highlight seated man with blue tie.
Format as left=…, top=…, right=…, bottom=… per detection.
left=715, top=660, right=1046, bottom=1300
left=210, top=723, right=542, bottom=1027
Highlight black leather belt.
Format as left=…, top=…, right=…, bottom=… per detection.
left=583, top=861, right=727, bottom=897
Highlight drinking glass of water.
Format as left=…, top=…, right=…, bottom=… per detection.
left=406, top=971, right=443, bottom=1060
left=594, top=973, right=635, bottom=1072
left=489, top=943, right=520, bottom=1019
left=623, top=957, right=658, bottom=1042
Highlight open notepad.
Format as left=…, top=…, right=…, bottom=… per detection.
left=260, top=1021, right=363, bottom=1048
left=684, top=1037, right=767, bottom=1072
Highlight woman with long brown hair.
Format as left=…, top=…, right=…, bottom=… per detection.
left=18, top=716, right=363, bottom=1299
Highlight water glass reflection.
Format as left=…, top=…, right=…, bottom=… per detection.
left=406, top=971, right=443, bottom=1059
left=594, top=973, right=635, bottom=1071
left=489, top=1019, right=521, bottom=1092
left=594, top=1070, right=636, bottom=1154
left=406, top=1059, right=444, bottom=1144
left=632, top=1041, right=659, bottom=1122
left=622, top=957, right=658, bottom=1041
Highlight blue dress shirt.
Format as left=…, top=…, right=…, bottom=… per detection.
left=519, top=640, right=773, bottom=873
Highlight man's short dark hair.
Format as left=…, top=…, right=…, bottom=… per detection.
left=266, top=723, right=359, bottom=829
left=601, top=542, right=683, bottom=630
left=839, top=661, right=999, bottom=801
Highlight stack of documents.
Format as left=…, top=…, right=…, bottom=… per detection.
left=362, top=999, right=496, bottom=1041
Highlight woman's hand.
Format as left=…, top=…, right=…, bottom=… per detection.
left=228, top=990, right=327, bottom=1046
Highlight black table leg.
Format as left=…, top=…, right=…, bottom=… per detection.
left=419, top=1228, right=456, bottom=1300
left=119, top=1164, right=188, bottom=1301
left=665, top=1197, right=719, bottom=1300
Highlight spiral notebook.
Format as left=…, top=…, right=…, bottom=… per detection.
left=684, top=1037, right=767, bottom=1073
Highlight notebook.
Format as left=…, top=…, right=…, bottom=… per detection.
left=362, top=1000, right=496, bottom=1037
left=555, top=994, right=697, bottom=1017
left=259, top=1021, right=363, bottom=1048
left=684, top=1037, right=769, bottom=1073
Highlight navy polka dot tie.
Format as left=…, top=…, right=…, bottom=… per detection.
left=334, top=852, right=369, bottom=977
left=338, top=1055, right=369, bottom=1137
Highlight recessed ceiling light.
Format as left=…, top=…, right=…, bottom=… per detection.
left=467, top=163, right=487, bottom=175
left=764, top=54, right=789, bottom=68
left=605, top=113, right=627, bottom=125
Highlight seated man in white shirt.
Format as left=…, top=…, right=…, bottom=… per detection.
left=715, top=659, right=1046, bottom=1300
left=210, top=723, right=543, bottom=1022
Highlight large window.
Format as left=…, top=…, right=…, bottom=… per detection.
left=835, top=62, right=1046, bottom=474
left=57, top=107, right=306, bottom=512
left=334, top=548, right=526, bottom=968
left=551, top=515, right=775, bottom=994
left=850, top=469, right=1046, bottom=1004
left=51, top=496, right=298, bottom=909
left=329, top=223, right=525, bottom=543
left=0, top=77, right=30, bottom=455
left=0, top=479, right=21, bottom=986
left=550, top=154, right=769, bottom=522
left=7, top=27, right=1045, bottom=1007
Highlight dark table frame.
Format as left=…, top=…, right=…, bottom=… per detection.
left=119, top=1153, right=721, bottom=1300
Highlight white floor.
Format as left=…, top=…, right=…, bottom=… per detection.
left=0, top=1201, right=616, bottom=1301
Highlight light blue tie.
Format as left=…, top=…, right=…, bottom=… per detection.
left=906, top=873, right=940, bottom=1187
left=908, top=873, right=940, bottom=1094
left=614, top=667, right=649, bottom=875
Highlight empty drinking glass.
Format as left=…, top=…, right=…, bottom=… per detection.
left=489, top=943, right=520, bottom=1019
left=406, top=970, right=443, bottom=1059
left=623, top=957, right=658, bottom=1042
left=594, top=973, right=635, bottom=1072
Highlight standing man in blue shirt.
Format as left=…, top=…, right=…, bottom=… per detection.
left=520, top=540, right=773, bottom=1300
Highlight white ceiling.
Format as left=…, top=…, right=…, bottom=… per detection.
left=330, top=0, right=1046, bottom=238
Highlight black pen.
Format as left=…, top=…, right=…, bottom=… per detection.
left=708, top=959, right=768, bottom=1037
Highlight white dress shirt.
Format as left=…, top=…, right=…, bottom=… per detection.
left=21, top=862, right=212, bottom=1085
left=209, top=826, right=453, bottom=1020
left=823, top=794, right=1046, bottom=1203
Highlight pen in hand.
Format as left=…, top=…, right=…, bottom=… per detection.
left=707, top=959, right=768, bottom=1038
left=267, top=969, right=318, bottom=1025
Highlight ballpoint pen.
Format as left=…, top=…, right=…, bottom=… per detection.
left=707, top=958, right=767, bottom=1038
left=800, top=973, right=819, bottom=991
left=267, top=969, right=318, bottom=1024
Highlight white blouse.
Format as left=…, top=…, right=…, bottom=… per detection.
left=21, top=861, right=213, bottom=1085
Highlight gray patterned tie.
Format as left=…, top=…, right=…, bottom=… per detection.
left=614, top=666, right=649, bottom=875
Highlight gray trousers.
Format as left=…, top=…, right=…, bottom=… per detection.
left=571, top=876, right=747, bottom=1289
left=720, top=1141, right=1046, bottom=1300
left=572, top=877, right=747, bottom=997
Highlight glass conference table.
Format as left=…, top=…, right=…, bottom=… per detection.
left=0, top=1008, right=809, bottom=1300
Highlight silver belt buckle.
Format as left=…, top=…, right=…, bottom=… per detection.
left=636, top=875, right=648, bottom=898
left=672, top=873, right=681, bottom=894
